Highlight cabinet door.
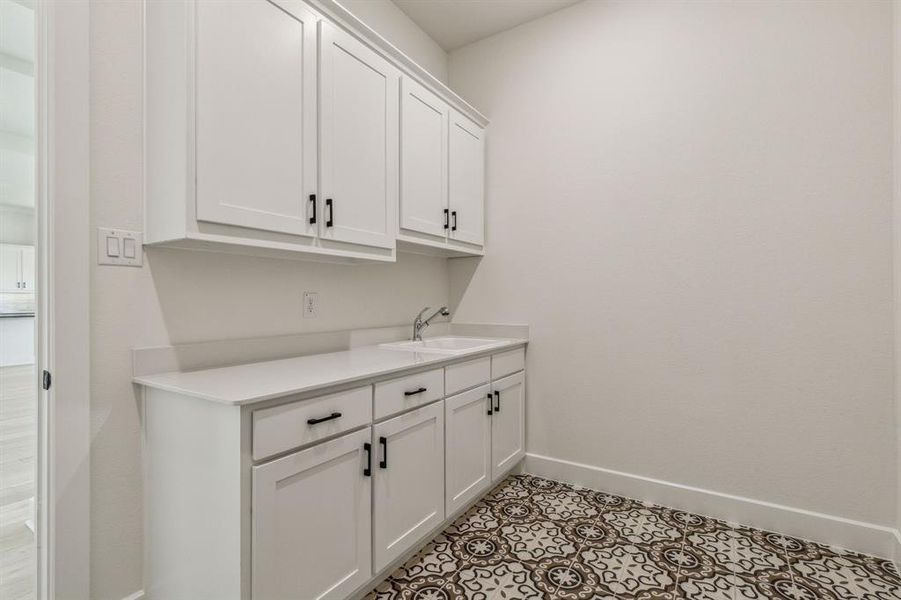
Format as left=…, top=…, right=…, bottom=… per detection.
left=448, top=110, right=485, bottom=246
left=0, top=245, right=21, bottom=292
left=252, top=428, right=371, bottom=600
left=373, top=402, right=444, bottom=572
left=491, top=372, right=525, bottom=481
left=445, top=384, right=492, bottom=515
left=19, top=246, right=34, bottom=291
left=319, top=21, right=398, bottom=250
left=400, top=76, right=448, bottom=239
left=195, top=0, right=318, bottom=236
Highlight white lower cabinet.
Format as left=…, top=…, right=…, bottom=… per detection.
left=252, top=428, right=372, bottom=600
left=373, top=402, right=445, bottom=572
left=445, top=384, right=492, bottom=515
left=143, top=345, right=525, bottom=600
left=490, top=371, right=526, bottom=480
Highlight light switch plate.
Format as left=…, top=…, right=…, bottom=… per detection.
left=98, top=228, right=143, bottom=266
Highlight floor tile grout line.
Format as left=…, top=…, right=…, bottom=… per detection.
left=667, top=516, right=690, bottom=600
left=550, top=486, right=613, bottom=598
left=601, top=502, right=665, bottom=600
left=480, top=486, right=521, bottom=600
left=776, top=536, right=867, bottom=600
left=437, top=474, right=531, bottom=600
left=721, top=520, right=744, bottom=600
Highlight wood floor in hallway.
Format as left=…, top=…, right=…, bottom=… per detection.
left=0, top=364, right=36, bottom=600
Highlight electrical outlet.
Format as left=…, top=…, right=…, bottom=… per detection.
left=303, top=292, right=319, bottom=318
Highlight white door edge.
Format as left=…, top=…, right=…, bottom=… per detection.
left=38, top=2, right=91, bottom=598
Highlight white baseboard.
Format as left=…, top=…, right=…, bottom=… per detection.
left=121, top=591, right=144, bottom=600
left=524, top=452, right=899, bottom=560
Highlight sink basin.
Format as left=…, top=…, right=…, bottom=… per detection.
left=380, top=336, right=506, bottom=355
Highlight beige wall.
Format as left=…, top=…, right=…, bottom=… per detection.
left=449, top=0, right=896, bottom=526
left=894, top=0, right=901, bottom=542
left=89, top=1, right=449, bottom=598
left=340, top=0, right=448, bottom=83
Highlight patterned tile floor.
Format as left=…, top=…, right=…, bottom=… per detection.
left=365, top=473, right=901, bottom=600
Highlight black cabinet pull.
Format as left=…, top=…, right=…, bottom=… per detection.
left=404, top=387, right=427, bottom=397
left=451, top=211, right=457, bottom=231
left=379, top=436, right=388, bottom=469
left=494, top=390, right=500, bottom=413
left=444, top=208, right=449, bottom=229
left=363, top=442, right=372, bottom=476
left=309, top=194, right=317, bottom=224
left=307, top=412, right=342, bottom=425
left=487, top=392, right=493, bottom=416
left=326, top=198, right=334, bottom=227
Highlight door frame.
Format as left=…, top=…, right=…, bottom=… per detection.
left=36, top=1, right=91, bottom=598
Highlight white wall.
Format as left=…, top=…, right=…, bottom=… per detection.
left=449, top=0, right=896, bottom=527
left=340, top=0, right=448, bottom=82
left=89, top=1, right=449, bottom=598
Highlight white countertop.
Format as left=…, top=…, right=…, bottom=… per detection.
left=133, top=338, right=527, bottom=405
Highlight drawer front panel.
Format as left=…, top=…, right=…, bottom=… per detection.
left=491, top=347, right=525, bottom=380
left=253, top=386, right=373, bottom=460
left=445, top=357, right=490, bottom=396
left=374, top=368, right=444, bottom=420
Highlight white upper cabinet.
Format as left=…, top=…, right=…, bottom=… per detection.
left=448, top=110, right=485, bottom=247
left=195, top=0, right=318, bottom=237
left=319, top=21, right=398, bottom=250
left=144, top=0, right=486, bottom=262
left=400, top=76, right=448, bottom=239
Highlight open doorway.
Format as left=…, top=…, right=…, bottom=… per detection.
left=0, top=1, right=37, bottom=598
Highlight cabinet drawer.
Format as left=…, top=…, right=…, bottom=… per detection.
left=374, top=368, right=444, bottom=420
left=445, top=357, right=490, bottom=396
left=492, top=347, right=525, bottom=380
left=253, top=386, right=373, bottom=460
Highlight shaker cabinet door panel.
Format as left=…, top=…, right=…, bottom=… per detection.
left=195, top=0, right=318, bottom=236
left=252, top=428, right=371, bottom=600
left=372, top=402, right=444, bottom=573
left=491, top=372, right=525, bottom=481
left=319, top=21, right=398, bottom=250
left=400, top=76, right=448, bottom=239
left=445, top=385, right=492, bottom=515
left=448, top=111, right=485, bottom=246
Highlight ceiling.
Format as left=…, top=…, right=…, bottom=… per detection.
left=391, top=0, right=583, bottom=51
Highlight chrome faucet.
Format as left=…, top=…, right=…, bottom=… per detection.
left=413, top=306, right=450, bottom=341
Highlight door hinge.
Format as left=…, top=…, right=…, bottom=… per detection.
left=42, top=370, right=51, bottom=391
